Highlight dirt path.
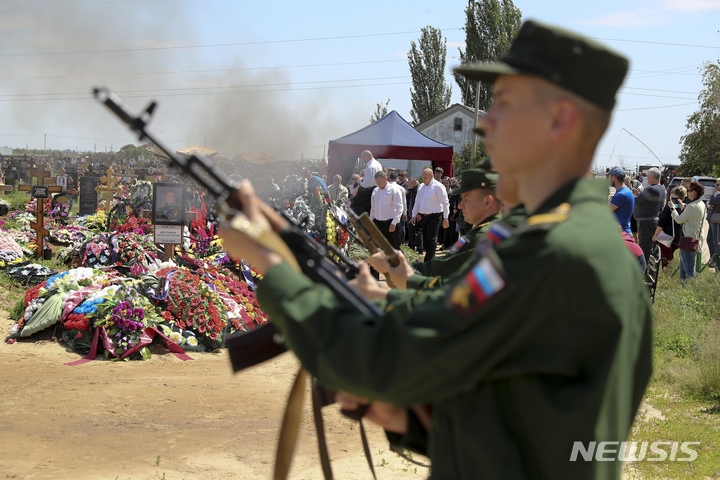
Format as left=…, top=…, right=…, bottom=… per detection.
left=0, top=313, right=428, bottom=480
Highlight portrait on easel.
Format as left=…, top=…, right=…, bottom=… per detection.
left=152, top=183, right=184, bottom=225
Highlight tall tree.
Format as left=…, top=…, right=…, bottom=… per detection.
left=453, top=0, right=521, bottom=111
left=408, top=26, right=452, bottom=126
left=369, top=99, right=391, bottom=123
left=679, top=61, right=720, bottom=176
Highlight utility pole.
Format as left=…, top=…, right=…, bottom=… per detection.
left=44, top=134, right=47, bottom=151
left=471, top=80, right=480, bottom=158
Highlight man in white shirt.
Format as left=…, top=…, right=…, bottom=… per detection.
left=352, top=150, right=383, bottom=214
left=370, top=171, right=404, bottom=250
left=411, top=167, right=450, bottom=262
left=387, top=170, right=407, bottom=244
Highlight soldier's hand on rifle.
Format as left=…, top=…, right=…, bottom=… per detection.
left=366, top=252, right=391, bottom=276
left=335, top=392, right=408, bottom=434
left=348, top=262, right=390, bottom=301
left=386, top=251, right=414, bottom=290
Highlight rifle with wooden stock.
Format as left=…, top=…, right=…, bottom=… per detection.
left=346, top=209, right=401, bottom=284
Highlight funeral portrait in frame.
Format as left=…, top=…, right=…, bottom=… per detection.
left=152, top=183, right=184, bottom=225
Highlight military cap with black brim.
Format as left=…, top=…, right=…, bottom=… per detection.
left=454, top=20, right=629, bottom=111
left=451, top=168, right=498, bottom=195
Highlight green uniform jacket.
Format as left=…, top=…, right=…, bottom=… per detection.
left=409, top=214, right=498, bottom=282
left=406, top=207, right=526, bottom=291
left=256, top=178, right=652, bottom=479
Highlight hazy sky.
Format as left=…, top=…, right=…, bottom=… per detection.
left=1, top=0, right=719, bottom=170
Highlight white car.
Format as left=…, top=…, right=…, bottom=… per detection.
left=691, top=176, right=717, bottom=203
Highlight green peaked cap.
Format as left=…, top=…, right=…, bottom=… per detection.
left=451, top=168, right=498, bottom=195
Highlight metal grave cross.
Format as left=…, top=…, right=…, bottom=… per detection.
left=17, top=164, right=62, bottom=255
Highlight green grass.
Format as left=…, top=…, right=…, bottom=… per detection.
left=2, top=187, right=33, bottom=211
left=626, top=266, right=720, bottom=478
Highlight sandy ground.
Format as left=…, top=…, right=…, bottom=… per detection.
left=0, top=311, right=429, bottom=480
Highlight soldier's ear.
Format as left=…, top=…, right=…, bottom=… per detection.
left=548, top=100, right=579, bottom=141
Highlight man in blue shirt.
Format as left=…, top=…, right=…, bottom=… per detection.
left=609, top=166, right=634, bottom=234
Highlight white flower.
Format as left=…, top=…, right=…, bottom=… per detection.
left=169, top=331, right=183, bottom=345
left=186, top=336, right=198, bottom=347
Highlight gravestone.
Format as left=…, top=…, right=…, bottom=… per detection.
left=79, top=176, right=100, bottom=215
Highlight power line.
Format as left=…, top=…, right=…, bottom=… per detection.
left=5, top=27, right=715, bottom=60
left=0, top=75, right=412, bottom=99
left=0, top=28, right=463, bottom=58
left=0, top=59, right=407, bottom=81
left=616, top=102, right=696, bottom=112
left=4, top=0, right=161, bottom=7
left=593, top=37, right=720, bottom=50
left=0, top=80, right=413, bottom=102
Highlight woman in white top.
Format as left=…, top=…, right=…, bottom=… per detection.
left=669, top=181, right=707, bottom=280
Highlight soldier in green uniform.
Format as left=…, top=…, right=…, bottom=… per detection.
left=367, top=167, right=501, bottom=287
left=369, top=162, right=529, bottom=291
left=220, top=20, right=652, bottom=479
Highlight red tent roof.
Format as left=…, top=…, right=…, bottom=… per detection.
left=327, top=111, right=454, bottom=180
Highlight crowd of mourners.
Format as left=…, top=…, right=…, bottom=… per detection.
left=608, top=167, right=720, bottom=281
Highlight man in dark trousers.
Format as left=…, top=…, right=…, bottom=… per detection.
left=633, top=167, right=665, bottom=262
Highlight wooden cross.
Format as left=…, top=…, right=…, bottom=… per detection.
left=95, top=167, right=123, bottom=211
left=18, top=164, right=62, bottom=256
left=0, top=184, right=12, bottom=195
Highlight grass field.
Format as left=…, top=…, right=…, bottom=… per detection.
left=626, top=264, right=720, bottom=478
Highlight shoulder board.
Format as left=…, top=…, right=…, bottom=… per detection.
left=516, top=203, right=571, bottom=234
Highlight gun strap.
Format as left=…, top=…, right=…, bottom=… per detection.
left=273, top=367, right=308, bottom=480
left=358, top=419, right=377, bottom=479
left=311, top=380, right=335, bottom=480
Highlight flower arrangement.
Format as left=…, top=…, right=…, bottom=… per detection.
left=128, top=180, right=153, bottom=214
left=89, top=282, right=163, bottom=360
left=7, top=211, right=34, bottom=225
left=0, top=231, right=24, bottom=268
left=50, top=225, right=89, bottom=246
left=155, top=267, right=227, bottom=349
left=108, top=214, right=153, bottom=235
left=81, top=234, right=114, bottom=267
left=16, top=267, right=109, bottom=338
left=80, top=210, right=109, bottom=233
left=47, top=201, right=71, bottom=225
left=6, top=263, right=56, bottom=286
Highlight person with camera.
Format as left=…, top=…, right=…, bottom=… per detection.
left=669, top=181, right=707, bottom=280
left=653, top=186, right=686, bottom=268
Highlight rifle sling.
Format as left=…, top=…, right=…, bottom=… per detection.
left=311, top=379, right=335, bottom=480
left=274, top=367, right=308, bottom=480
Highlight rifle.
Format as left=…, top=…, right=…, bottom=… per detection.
left=94, top=87, right=379, bottom=479
left=347, top=210, right=400, bottom=267
left=93, top=87, right=382, bottom=360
